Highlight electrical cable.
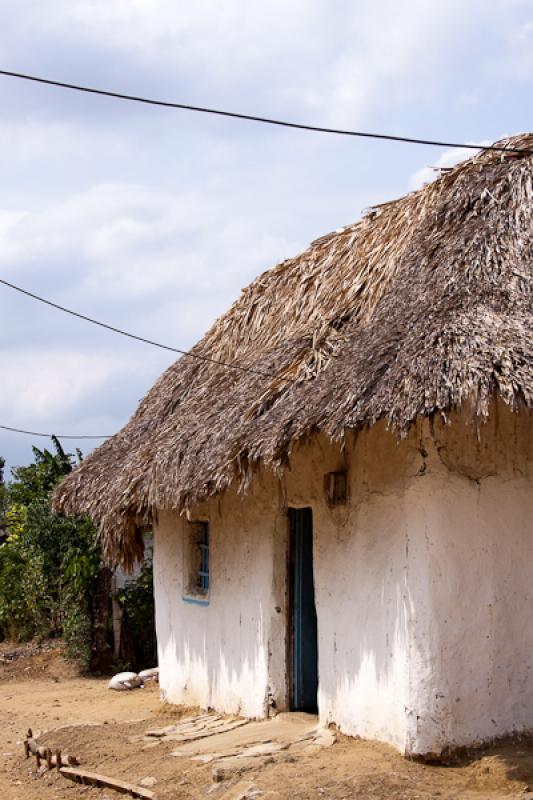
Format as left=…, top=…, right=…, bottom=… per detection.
left=2, top=67, right=531, bottom=441
left=0, top=69, right=531, bottom=155
left=0, top=277, right=275, bottom=379
left=0, top=424, right=109, bottom=439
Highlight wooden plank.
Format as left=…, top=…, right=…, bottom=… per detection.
left=59, top=767, right=155, bottom=799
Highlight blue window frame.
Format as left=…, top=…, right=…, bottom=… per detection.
left=197, top=523, right=209, bottom=594
left=183, top=520, right=210, bottom=604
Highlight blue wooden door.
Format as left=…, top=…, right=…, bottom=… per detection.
left=289, top=508, right=318, bottom=712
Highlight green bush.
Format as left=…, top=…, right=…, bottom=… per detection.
left=0, top=440, right=101, bottom=666
left=0, top=534, right=50, bottom=641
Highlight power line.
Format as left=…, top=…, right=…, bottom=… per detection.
left=0, top=277, right=275, bottom=379
left=0, top=69, right=531, bottom=155
left=0, top=424, right=109, bottom=439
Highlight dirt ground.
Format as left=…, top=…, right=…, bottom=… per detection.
left=2, top=642, right=533, bottom=799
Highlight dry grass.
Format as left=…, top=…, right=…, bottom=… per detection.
left=53, top=133, right=533, bottom=567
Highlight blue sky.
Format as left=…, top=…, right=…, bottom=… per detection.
left=1, top=0, right=532, bottom=474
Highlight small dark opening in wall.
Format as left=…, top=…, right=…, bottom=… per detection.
left=191, top=521, right=210, bottom=596
left=324, top=471, right=347, bottom=506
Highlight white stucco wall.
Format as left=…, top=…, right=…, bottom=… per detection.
left=283, top=427, right=417, bottom=751
left=153, top=474, right=287, bottom=718
left=153, top=404, right=533, bottom=756
left=403, top=408, right=533, bottom=755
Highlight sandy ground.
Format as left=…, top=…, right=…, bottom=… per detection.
left=2, top=642, right=533, bottom=799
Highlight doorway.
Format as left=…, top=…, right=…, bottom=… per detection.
left=288, top=507, right=318, bottom=712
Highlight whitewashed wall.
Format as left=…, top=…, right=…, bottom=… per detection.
left=403, top=408, right=533, bottom=755
left=285, top=426, right=418, bottom=751
left=153, top=473, right=287, bottom=718
left=153, top=404, right=533, bottom=756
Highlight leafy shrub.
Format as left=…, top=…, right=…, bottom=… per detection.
left=0, top=440, right=101, bottom=666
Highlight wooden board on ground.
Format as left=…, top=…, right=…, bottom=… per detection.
left=60, top=766, right=155, bottom=799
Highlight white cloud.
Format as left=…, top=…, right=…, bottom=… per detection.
left=0, top=180, right=299, bottom=306
left=0, top=349, right=126, bottom=421
left=0, top=210, right=25, bottom=237
left=0, top=120, right=129, bottom=164
left=515, top=20, right=533, bottom=41
left=507, top=18, right=533, bottom=75
left=281, top=0, right=472, bottom=125
left=1, top=0, right=532, bottom=474
left=1, top=0, right=488, bottom=125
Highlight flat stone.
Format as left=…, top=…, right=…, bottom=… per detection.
left=236, top=742, right=288, bottom=757
left=219, top=781, right=260, bottom=800
left=189, top=752, right=222, bottom=763
left=142, top=740, right=161, bottom=750
left=145, top=724, right=179, bottom=737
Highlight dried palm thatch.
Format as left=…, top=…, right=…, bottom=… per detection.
left=53, top=134, right=533, bottom=567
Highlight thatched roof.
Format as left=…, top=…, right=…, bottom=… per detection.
left=53, top=134, right=533, bottom=567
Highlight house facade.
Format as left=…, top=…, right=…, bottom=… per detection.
left=54, top=133, right=533, bottom=758
left=153, top=406, right=533, bottom=756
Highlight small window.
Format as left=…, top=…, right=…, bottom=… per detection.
left=183, top=521, right=210, bottom=602
left=324, top=470, right=347, bottom=507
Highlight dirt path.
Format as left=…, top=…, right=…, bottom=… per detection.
left=0, top=642, right=161, bottom=799
left=2, top=643, right=533, bottom=799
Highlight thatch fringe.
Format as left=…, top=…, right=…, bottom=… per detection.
left=53, top=134, right=533, bottom=567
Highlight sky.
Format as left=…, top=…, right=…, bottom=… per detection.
left=1, top=0, right=533, bottom=475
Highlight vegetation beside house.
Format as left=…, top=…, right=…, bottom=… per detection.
left=0, top=439, right=155, bottom=670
